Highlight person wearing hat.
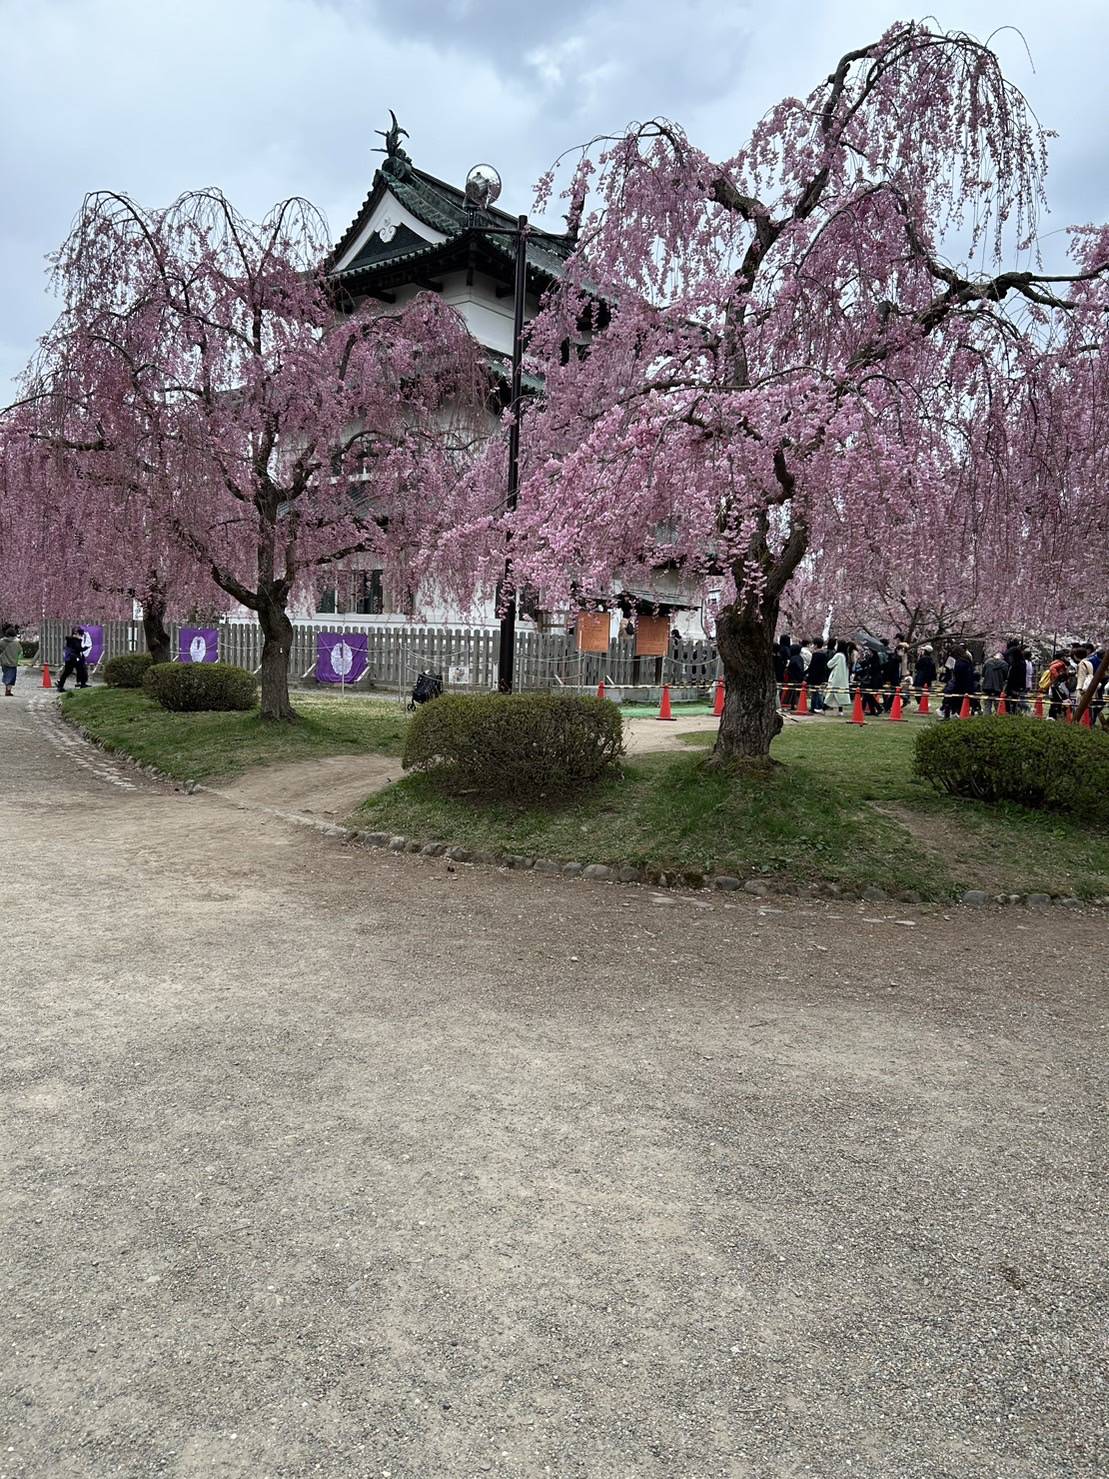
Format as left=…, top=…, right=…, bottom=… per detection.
left=913, top=644, right=937, bottom=710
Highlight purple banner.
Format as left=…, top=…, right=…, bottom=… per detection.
left=79, top=625, right=105, bottom=667
left=317, top=632, right=368, bottom=685
left=180, top=627, right=219, bottom=664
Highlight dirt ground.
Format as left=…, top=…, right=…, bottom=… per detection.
left=2, top=687, right=1106, bottom=1477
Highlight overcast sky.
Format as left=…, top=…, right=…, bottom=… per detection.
left=3, top=0, right=1107, bottom=396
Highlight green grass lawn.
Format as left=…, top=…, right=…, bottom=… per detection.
left=64, top=688, right=409, bottom=782
left=67, top=687, right=1109, bottom=899
left=357, top=714, right=1109, bottom=900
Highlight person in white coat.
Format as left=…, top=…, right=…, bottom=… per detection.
left=823, top=641, right=851, bottom=714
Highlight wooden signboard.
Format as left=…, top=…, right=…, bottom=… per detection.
left=576, top=611, right=611, bottom=653
left=634, top=615, right=670, bottom=658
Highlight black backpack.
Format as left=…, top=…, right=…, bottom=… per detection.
left=408, top=670, right=443, bottom=709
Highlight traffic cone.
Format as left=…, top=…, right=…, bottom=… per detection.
left=712, top=679, right=724, bottom=717
left=42, top=664, right=52, bottom=689
left=957, top=694, right=971, bottom=719
left=889, top=690, right=905, bottom=721
left=997, top=693, right=1008, bottom=716
left=597, top=680, right=605, bottom=700
left=1033, top=693, right=1044, bottom=719
left=1081, top=706, right=1092, bottom=728
left=796, top=682, right=809, bottom=717
left=850, top=691, right=866, bottom=725
left=919, top=685, right=930, bottom=716
left=657, top=684, right=674, bottom=721
left=1065, top=706, right=1073, bottom=724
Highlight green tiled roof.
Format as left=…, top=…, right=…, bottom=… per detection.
left=329, top=152, right=575, bottom=288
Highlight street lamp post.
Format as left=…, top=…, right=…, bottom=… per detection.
left=464, top=164, right=528, bottom=693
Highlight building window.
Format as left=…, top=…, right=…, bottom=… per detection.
left=317, top=586, right=338, bottom=614
left=354, top=570, right=384, bottom=615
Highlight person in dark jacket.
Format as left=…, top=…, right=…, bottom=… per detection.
left=773, top=634, right=790, bottom=688
left=56, top=627, right=89, bottom=692
left=913, top=645, right=938, bottom=708
left=1003, top=638, right=1027, bottom=711
left=881, top=643, right=903, bottom=712
left=981, top=650, right=1010, bottom=714
left=855, top=644, right=885, bottom=715
left=806, top=638, right=831, bottom=712
left=942, top=646, right=976, bottom=718
left=783, top=642, right=807, bottom=709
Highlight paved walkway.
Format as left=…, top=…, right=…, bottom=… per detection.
left=1, top=686, right=1105, bottom=1477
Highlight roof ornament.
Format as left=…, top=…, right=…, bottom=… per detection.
left=375, top=111, right=412, bottom=178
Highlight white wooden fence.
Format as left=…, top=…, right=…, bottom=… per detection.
left=38, top=617, right=721, bottom=693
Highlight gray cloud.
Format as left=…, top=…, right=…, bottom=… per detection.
left=3, top=0, right=1108, bottom=395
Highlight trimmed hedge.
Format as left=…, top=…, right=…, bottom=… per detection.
left=143, top=661, right=258, bottom=713
left=104, top=652, right=155, bottom=689
left=403, top=692, right=624, bottom=799
left=913, top=716, right=1109, bottom=824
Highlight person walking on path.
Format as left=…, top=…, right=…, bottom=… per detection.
left=0, top=625, right=21, bottom=696
left=981, top=650, right=1010, bottom=714
left=56, top=627, right=89, bottom=692
left=823, top=641, right=851, bottom=714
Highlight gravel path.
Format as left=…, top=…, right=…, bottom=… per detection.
left=2, top=686, right=1105, bottom=1477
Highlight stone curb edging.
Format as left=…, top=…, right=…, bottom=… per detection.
left=57, top=704, right=1103, bottom=910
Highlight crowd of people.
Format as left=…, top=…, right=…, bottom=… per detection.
left=773, top=634, right=1109, bottom=724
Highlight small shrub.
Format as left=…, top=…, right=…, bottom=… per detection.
left=143, top=661, right=257, bottom=713
left=104, top=652, right=155, bottom=688
left=403, top=692, right=623, bottom=800
left=913, top=716, right=1109, bottom=824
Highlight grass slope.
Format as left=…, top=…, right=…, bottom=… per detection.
left=681, top=720, right=1109, bottom=898
left=359, top=715, right=1109, bottom=899
left=65, top=688, right=408, bottom=781
left=357, top=750, right=955, bottom=895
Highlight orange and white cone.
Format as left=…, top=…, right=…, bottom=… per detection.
left=657, top=684, right=674, bottom=721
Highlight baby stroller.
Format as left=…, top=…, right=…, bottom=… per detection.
left=407, top=670, right=443, bottom=711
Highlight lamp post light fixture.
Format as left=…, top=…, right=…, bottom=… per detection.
left=464, top=164, right=529, bottom=693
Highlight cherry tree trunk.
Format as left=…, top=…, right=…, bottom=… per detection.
left=257, top=591, right=295, bottom=722
left=141, top=598, right=171, bottom=665
left=713, top=601, right=783, bottom=762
